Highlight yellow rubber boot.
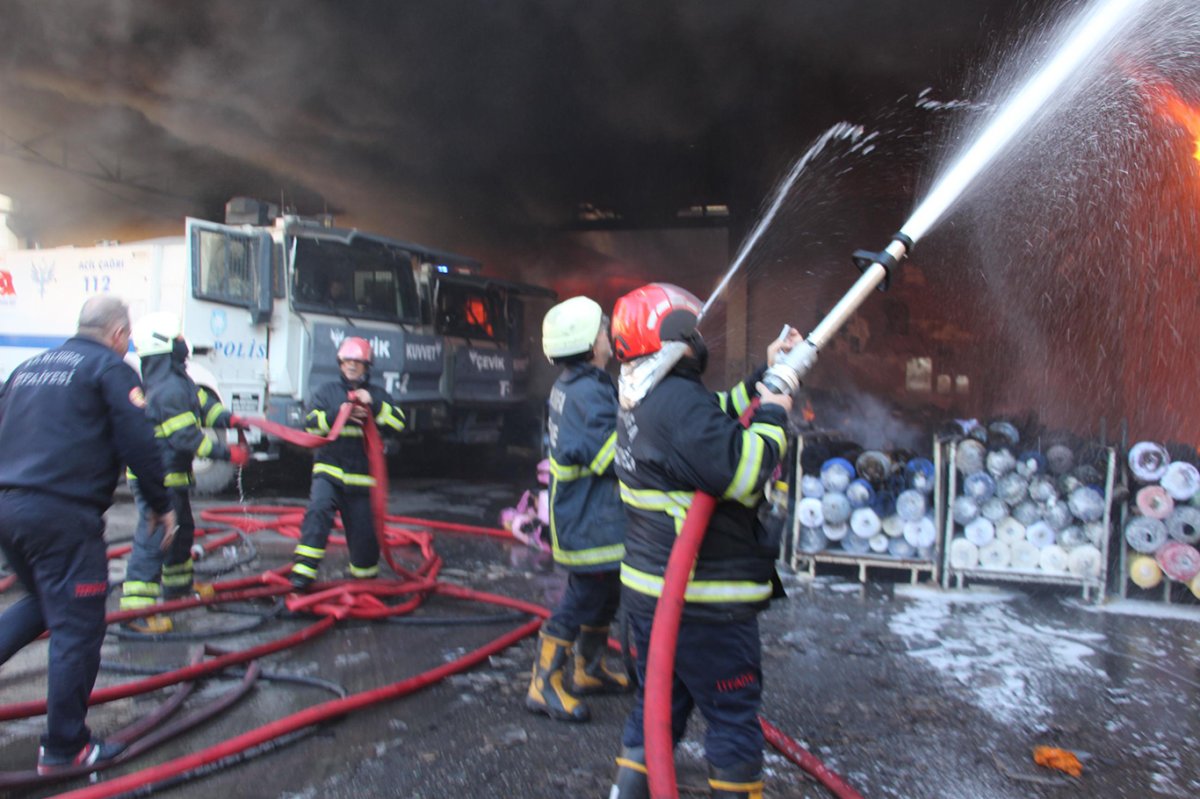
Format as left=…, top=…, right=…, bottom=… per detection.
left=708, top=761, right=764, bottom=799
left=123, top=614, right=174, bottom=634
left=525, top=631, right=589, bottom=722
left=573, top=625, right=630, bottom=694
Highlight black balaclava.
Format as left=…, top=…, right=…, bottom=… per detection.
left=171, top=337, right=189, bottom=365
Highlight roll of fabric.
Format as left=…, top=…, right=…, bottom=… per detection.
left=952, top=495, right=980, bottom=526
left=1129, top=554, right=1163, bottom=588
left=963, top=472, right=997, bottom=502
left=906, top=458, right=936, bottom=495
left=957, top=439, right=986, bottom=476
left=896, top=489, right=926, bottom=522
left=1161, top=461, right=1200, bottom=502
left=1042, top=501, right=1073, bottom=532
left=822, top=521, right=849, bottom=541
left=850, top=507, right=882, bottom=538
left=986, top=448, right=1017, bottom=478
left=841, top=531, right=870, bottom=554
left=821, top=492, right=852, bottom=525
left=820, top=457, right=855, bottom=492
left=797, top=497, right=825, bottom=528
left=1084, top=522, right=1107, bottom=547
left=1124, top=516, right=1167, bottom=554
left=846, top=478, right=875, bottom=510
left=1156, top=541, right=1200, bottom=583
left=978, top=540, right=1011, bottom=569
left=997, top=472, right=1030, bottom=506
left=1166, top=505, right=1200, bottom=545
left=888, top=537, right=916, bottom=558
left=882, top=514, right=904, bottom=538
left=1010, top=539, right=1041, bottom=570
left=1128, top=441, right=1170, bottom=483
left=1067, top=486, right=1106, bottom=523
left=1012, top=500, right=1042, bottom=526
left=799, top=525, right=827, bottom=553
left=1025, top=521, right=1057, bottom=549
left=964, top=517, right=996, bottom=547
left=949, top=537, right=979, bottom=570
left=868, top=533, right=890, bottom=553
left=995, top=516, right=1027, bottom=545
left=1066, top=545, right=1102, bottom=578
left=801, top=474, right=825, bottom=499
left=1046, top=444, right=1075, bottom=475
left=855, top=450, right=892, bottom=483
left=1136, top=485, right=1174, bottom=520
left=1029, top=476, right=1058, bottom=504
left=1016, top=451, right=1047, bottom=478
left=1057, top=525, right=1087, bottom=548
left=1038, top=544, right=1069, bottom=573
left=981, top=497, right=1008, bottom=523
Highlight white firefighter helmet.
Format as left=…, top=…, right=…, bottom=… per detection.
left=131, top=311, right=182, bottom=357
left=542, top=296, right=604, bottom=360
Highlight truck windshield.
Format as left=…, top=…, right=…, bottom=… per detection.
left=291, top=236, right=420, bottom=322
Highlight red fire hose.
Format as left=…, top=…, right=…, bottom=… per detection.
left=643, top=403, right=864, bottom=799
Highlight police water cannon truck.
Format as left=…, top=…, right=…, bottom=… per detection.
left=0, top=197, right=556, bottom=492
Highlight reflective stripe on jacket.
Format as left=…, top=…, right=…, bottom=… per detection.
left=307, top=375, right=405, bottom=491
left=546, top=363, right=626, bottom=572
left=615, top=363, right=787, bottom=622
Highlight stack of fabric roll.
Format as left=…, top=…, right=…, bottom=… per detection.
left=796, top=448, right=938, bottom=561
left=1123, top=441, right=1200, bottom=598
left=945, top=423, right=1108, bottom=581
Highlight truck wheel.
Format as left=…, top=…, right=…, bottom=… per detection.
left=192, top=458, right=236, bottom=495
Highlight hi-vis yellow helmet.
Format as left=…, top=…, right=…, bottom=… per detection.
left=542, top=296, right=604, bottom=360
left=131, top=311, right=182, bottom=357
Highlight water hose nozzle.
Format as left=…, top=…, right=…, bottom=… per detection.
left=759, top=232, right=913, bottom=396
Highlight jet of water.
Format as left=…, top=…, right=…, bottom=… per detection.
left=901, top=0, right=1150, bottom=244
left=698, top=122, right=864, bottom=321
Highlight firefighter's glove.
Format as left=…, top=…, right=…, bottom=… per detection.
left=229, top=444, right=251, bottom=468
left=227, top=414, right=253, bottom=430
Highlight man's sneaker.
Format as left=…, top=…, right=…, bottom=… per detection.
left=122, top=614, right=174, bottom=634
left=37, top=739, right=126, bottom=775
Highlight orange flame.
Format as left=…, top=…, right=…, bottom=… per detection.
left=1143, top=80, right=1200, bottom=164
left=801, top=399, right=816, bottom=424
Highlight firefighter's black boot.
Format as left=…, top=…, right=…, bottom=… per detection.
left=708, top=760, right=764, bottom=799
left=573, top=624, right=631, bottom=694
left=609, top=746, right=649, bottom=799
left=525, top=631, right=589, bottom=722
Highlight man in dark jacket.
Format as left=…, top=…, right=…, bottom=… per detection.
left=525, top=296, right=630, bottom=723
left=119, top=312, right=250, bottom=632
left=0, top=296, right=174, bottom=774
left=606, top=283, right=797, bottom=799
left=289, top=336, right=406, bottom=589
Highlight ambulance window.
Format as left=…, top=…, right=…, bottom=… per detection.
left=193, top=230, right=256, bottom=305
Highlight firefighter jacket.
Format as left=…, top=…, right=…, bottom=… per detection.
left=306, top=373, right=405, bottom=492
left=615, top=362, right=788, bottom=623
left=136, top=352, right=233, bottom=488
left=546, top=363, right=626, bottom=573
left=0, top=336, right=170, bottom=515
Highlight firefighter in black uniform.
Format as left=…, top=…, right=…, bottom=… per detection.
left=525, top=296, right=630, bottom=723
left=289, top=336, right=406, bottom=589
left=606, top=283, right=798, bottom=799
left=0, top=296, right=174, bottom=774
left=119, top=312, right=250, bottom=632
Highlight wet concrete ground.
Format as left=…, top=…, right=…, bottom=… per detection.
left=2, top=456, right=1199, bottom=798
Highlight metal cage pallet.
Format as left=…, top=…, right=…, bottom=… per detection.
left=786, top=431, right=946, bottom=585
left=940, top=440, right=1114, bottom=603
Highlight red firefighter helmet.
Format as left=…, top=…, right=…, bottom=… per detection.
left=337, top=336, right=373, bottom=364
left=611, top=283, right=703, bottom=362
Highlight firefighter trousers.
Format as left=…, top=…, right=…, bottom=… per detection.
left=0, top=489, right=109, bottom=757
left=544, top=569, right=621, bottom=640
left=620, top=610, right=764, bottom=770
left=297, top=477, right=379, bottom=574
left=126, top=483, right=197, bottom=599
